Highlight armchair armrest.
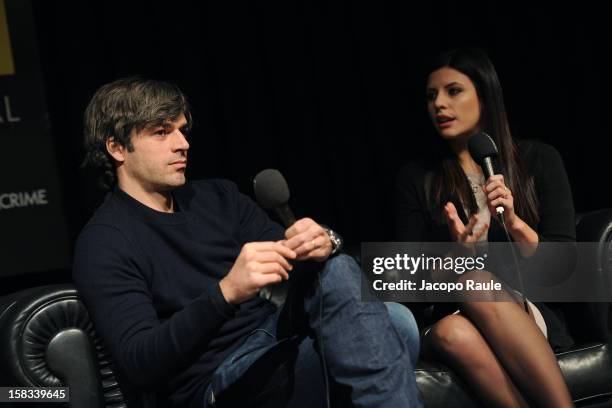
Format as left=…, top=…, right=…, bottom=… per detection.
left=0, top=284, right=117, bottom=408
left=568, top=209, right=612, bottom=343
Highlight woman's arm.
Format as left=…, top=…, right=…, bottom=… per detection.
left=528, top=143, right=576, bottom=242
left=483, top=142, right=576, bottom=256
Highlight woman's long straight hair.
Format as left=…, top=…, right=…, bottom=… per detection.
left=427, top=48, right=539, bottom=228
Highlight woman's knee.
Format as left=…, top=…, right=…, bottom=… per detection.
left=460, top=300, right=518, bottom=329
left=427, top=314, right=481, bottom=358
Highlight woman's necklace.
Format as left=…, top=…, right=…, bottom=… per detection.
left=467, top=173, right=484, bottom=194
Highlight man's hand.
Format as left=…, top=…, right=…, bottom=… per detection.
left=220, top=242, right=296, bottom=304
left=282, top=217, right=333, bottom=261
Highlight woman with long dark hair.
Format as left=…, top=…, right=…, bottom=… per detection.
left=395, top=48, right=575, bottom=407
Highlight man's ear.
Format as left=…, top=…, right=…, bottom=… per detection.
left=106, top=137, right=126, bottom=164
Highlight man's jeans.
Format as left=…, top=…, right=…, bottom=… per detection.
left=204, top=254, right=423, bottom=407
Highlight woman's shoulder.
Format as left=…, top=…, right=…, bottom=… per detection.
left=517, top=139, right=569, bottom=182
left=517, top=139, right=564, bottom=166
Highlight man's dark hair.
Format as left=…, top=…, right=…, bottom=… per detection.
left=83, top=77, right=192, bottom=189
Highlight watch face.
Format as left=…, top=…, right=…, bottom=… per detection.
left=328, top=230, right=341, bottom=252
left=323, top=228, right=342, bottom=254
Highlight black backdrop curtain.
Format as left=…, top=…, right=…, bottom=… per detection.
left=28, top=0, right=611, bottom=257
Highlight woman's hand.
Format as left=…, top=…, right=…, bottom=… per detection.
left=483, top=175, right=517, bottom=227
left=483, top=175, right=540, bottom=256
left=444, top=202, right=489, bottom=243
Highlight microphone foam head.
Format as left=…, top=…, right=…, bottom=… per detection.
left=468, top=132, right=499, bottom=164
left=253, top=169, right=290, bottom=209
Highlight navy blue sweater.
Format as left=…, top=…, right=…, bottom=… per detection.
left=73, top=179, right=284, bottom=407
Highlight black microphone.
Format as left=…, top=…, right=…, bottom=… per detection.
left=254, top=168, right=332, bottom=407
left=253, top=169, right=296, bottom=228
left=252, top=169, right=295, bottom=308
left=468, top=132, right=504, bottom=221
left=469, top=132, right=529, bottom=312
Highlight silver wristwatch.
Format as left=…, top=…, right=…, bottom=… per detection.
left=323, top=227, right=343, bottom=255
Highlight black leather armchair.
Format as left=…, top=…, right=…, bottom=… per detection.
left=0, top=285, right=122, bottom=407
left=1, top=209, right=611, bottom=407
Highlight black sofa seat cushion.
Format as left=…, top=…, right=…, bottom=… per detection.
left=558, top=342, right=612, bottom=406
left=416, top=343, right=612, bottom=408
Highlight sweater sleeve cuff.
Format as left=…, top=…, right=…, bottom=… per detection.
left=208, top=283, right=237, bottom=318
